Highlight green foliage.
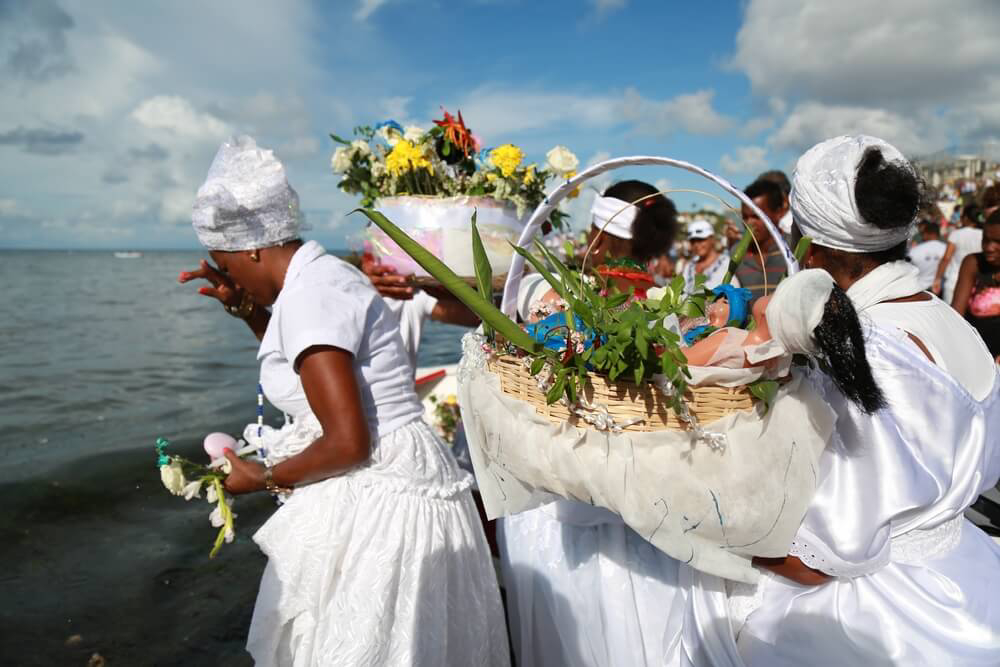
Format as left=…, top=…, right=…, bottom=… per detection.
left=748, top=379, right=779, bottom=413
left=470, top=211, right=493, bottom=339
left=794, top=236, right=813, bottom=263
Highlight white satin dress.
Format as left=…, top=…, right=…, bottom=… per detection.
left=243, top=242, right=509, bottom=666
left=682, top=318, right=1000, bottom=666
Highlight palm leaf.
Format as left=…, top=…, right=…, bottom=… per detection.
left=353, top=208, right=538, bottom=353
left=470, top=210, right=493, bottom=338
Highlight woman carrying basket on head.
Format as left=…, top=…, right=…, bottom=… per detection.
left=179, top=136, right=509, bottom=667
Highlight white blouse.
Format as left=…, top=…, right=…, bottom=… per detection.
left=257, top=241, right=424, bottom=439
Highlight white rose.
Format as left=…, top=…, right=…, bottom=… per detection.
left=182, top=479, right=203, bottom=501
left=159, top=460, right=186, bottom=496
left=403, top=125, right=425, bottom=143
left=371, top=161, right=386, bottom=178
left=351, top=139, right=370, bottom=156
left=331, top=147, right=351, bottom=173
left=646, top=286, right=666, bottom=302
left=378, top=125, right=401, bottom=146
left=546, top=146, right=579, bottom=174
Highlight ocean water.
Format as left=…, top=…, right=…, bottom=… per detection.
left=0, top=249, right=467, bottom=482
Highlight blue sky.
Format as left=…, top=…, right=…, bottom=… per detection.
left=1, top=0, right=999, bottom=249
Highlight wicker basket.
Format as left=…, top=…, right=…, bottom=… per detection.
left=488, top=354, right=755, bottom=432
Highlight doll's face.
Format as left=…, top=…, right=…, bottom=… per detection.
left=707, top=298, right=730, bottom=327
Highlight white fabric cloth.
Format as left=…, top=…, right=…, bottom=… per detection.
left=680, top=301, right=1000, bottom=666
left=192, top=136, right=302, bottom=251
left=458, top=333, right=835, bottom=583
left=943, top=227, right=984, bottom=302
left=777, top=210, right=793, bottom=236
left=258, top=241, right=424, bottom=439
left=908, top=239, right=946, bottom=290
left=790, top=135, right=915, bottom=253
left=765, top=269, right=835, bottom=357
left=847, top=260, right=995, bottom=399
left=247, top=241, right=509, bottom=666
left=499, top=506, right=686, bottom=667
left=591, top=195, right=637, bottom=240
left=384, top=291, right=438, bottom=372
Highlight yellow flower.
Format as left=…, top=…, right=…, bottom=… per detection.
left=485, top=172, right=498, bottom=182
left=445, top=394, right=457, bottom=405
left=490, top=144, right=524, bottom=178
left=523, top=164, right=537, bottom=185
left=564, top=170, right=581, bottom=199
left=386, top=139, right=431, bottom=176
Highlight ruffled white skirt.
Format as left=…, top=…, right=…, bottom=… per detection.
left=246, top=419, right=510, bottom=666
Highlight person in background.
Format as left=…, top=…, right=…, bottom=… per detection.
left=648, top=250, right=676, bottom=286
left=679, top=219, right=738, bottom=292
left=951, top=209, right=1000, bottom=360
left=360, top=258, right=479, bottom=374
left=757, top=169, right=793, bottom=237
left=933, top=203, right=983, bottom=301
left=736, top=179, right=788, bottom=300
left=908, top=220, right=946, bottom=290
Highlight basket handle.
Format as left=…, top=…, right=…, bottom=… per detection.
left=500, top=155, right=799, bottom=316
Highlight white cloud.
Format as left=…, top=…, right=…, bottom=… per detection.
left=766, top=103, right=944, bottom=156
left=355, top=0, right=389, bottom=21
left=278, top=136, right=320, bottom=158
left=592, top=0, right=627, bottom=15
left=131, top=95, right=230, bottom=140
left=623, top=88, right=734, bottom=137
left=0, top=198, right=17, bottom=215
left=720, top=146, right=769, bottom=176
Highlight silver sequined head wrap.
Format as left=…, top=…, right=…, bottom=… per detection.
left=192, top=135, right=302, bottom=251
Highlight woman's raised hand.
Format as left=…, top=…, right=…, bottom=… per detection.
left=178, top=259, right=243, bottom=309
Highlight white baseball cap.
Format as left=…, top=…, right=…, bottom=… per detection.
left=686, top=219, right=715, bottom=240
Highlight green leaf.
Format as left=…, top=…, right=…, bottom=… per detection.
left=546, top=375, right=566, bottom=404
left=749, top=379, right=780, bottom=414
left=794, top=236, right=813, bottom=263
left=533, top=240, right=582, bottom=299
left=329, top=133, right=352, bottom=145
left=530, top=357, right=546, bottom=375
left=509, top=243, right=572, bottom=304
left=353, top=208, right=538, bottom=353
left=633, top=360, right=645, bottom=385
left=470, top=210, right=494, bottom=338
left=722, top=229, right=753, bottom=286
left=442, top=140, right=451, bottom=156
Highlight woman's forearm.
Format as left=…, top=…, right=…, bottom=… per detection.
left=270, top=433, right=370, bottom=488
left=753, top=555, right=832, bottom=586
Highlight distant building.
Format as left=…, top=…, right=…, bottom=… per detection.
left=914, top=151, right=1000, bottom=188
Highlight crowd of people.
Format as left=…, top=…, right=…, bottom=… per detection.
left=178, top=133, right=1000, bottom=666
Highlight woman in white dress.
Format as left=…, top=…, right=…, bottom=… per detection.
left=502, top=181, right=688, bottom=667
left=179, top=136, right=509, bottom=666
left=682, top=135, right=1000, bottom=666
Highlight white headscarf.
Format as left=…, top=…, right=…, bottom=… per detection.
left=192, top=135, right=302, bottom=251
left=591, top=195, right=637, bottom=240
left=765, top=269, right=835, bottom=356
left=790, top=135, right=915, bottom=254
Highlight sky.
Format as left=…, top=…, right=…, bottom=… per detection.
left=2, top=0, right=1000, bottom=249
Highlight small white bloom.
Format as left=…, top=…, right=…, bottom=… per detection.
left=646, top=286, right=667, bottom=302
left=371, top=161, right=386, bottom=178
left=378, top=125, right=401, bottom=146
left=224, top=525, right=235, bottom=543
left=206, top=483, right=218, bottom=504
left=331, top=147, right=351, bottom=173
left=209, top=504, right=225, bottom=528
left=182, top=479, right=202, bottom=501
left=403, top=125, right=425, bottom=143
left=546, top=146, right=579, bottom=174
left=159, top=460, right=186, bottom=496
left=350, top=139, right=370, bottom=156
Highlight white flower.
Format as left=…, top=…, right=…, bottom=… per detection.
left=159, top=460, right=186, bottom=496
left=206, top=482, right=218, bottom=504
left=209, top=504, right=225, bottom=528
left=646, top=286, right=667, bottom=302
left=546, top=146, right=579, bottom=174
left=371, top=161, right=386, bottom=179
left=350, top=139, right=370, bottom=156
left=182, top=479, right=203, bottom=501
left=403, top=125, right=425, bottom=143
left=331, top=147, right=351, bottom=173
left=378, top=125, right=401, bottom=146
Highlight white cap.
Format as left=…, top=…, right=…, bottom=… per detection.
left=687, top=219, right=715, bottom=240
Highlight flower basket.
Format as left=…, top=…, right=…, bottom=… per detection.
left=488, top=354, right=754, bottom=432
left=367, top=195, right=525, bottom=278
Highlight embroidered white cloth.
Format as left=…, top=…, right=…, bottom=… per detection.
left=790, top=135, right=915, bottom=253
left=458, top=334, right=835, bottom=584
left=591, top=195, right=637, bottom=240
left=192, top=135, right=302, bottom=251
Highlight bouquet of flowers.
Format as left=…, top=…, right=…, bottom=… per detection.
left=155, top=434, right=255, bottom=558
left=331, top=110, right=578, bottom=279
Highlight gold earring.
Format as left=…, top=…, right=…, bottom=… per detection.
left=250, top=249, right=260, bottom=262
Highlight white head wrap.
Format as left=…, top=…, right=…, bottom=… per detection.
left=790, top=134, right=915, bottom=253
left=765, top=269, right=835, bottom=356
left=591, top=195, right=637, bottom=240
left=192, top=135, right=302, bottom=251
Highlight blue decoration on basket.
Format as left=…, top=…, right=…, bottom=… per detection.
left=683, top=284, right=755, bottom=345
left=374, top=120, right=404, bottom=134
left=524, top=313, right=599, bottom=353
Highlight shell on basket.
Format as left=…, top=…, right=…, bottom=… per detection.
left=488, top=354, right=755, bottom=432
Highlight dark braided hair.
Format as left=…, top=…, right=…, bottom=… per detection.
left=603, top=180, right=677, bottom=262
left=813, top=285, right=887, bottom=414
